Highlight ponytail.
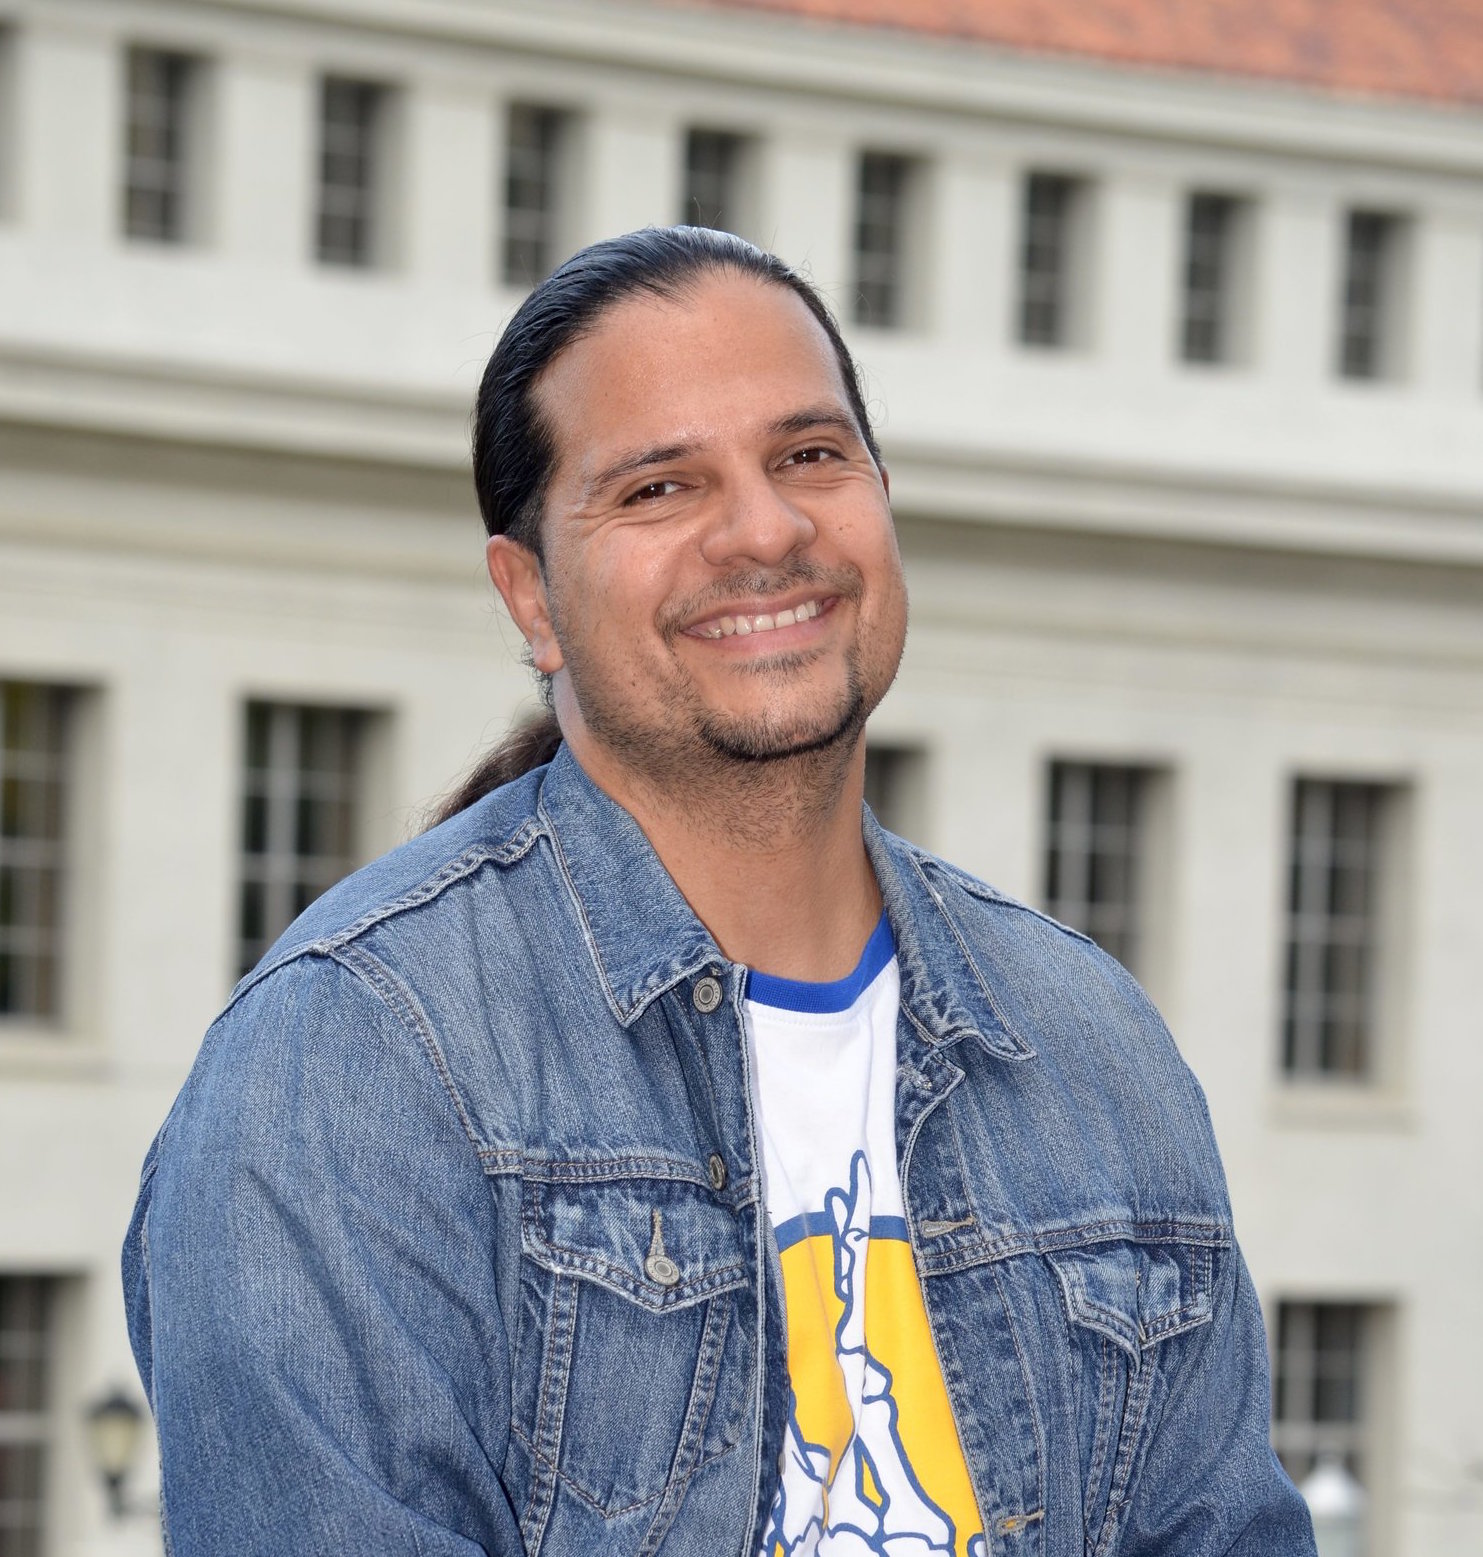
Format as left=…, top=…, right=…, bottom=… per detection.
left=425, top=708, right=562, bottom=830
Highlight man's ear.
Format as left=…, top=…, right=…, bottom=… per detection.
left=486, top=535, right=564, bottom=675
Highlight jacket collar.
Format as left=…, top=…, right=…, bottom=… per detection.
left=535, top=743, right=1034, bottom=1061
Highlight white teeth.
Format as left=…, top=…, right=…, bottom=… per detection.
left=695, top=599, right=822, bottom=638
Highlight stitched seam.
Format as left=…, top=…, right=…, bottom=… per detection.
left=907, top=855, right=1024, bottom=1041
left=989, top=1259, right=1047, bottom=1538
left=522, top=1273, right=577, bottom=1553
left=1091, top=1342, right=1158, bottom=1557
left=220, top=830, right=541, bottom=1017
left=637, top=1297, right=732, bottom=1557
left=1083, top=1335, right=1119, bottom=1536
left=328, top=944, right=487, bottom=1155
left=512, top=1424, right=740, bottom=1519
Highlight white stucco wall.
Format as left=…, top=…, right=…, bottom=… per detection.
left=2, top=1, right=1481, bottom=1551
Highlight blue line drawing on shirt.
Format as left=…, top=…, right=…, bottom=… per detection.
left=762, top=1151, right=988, bottom=1557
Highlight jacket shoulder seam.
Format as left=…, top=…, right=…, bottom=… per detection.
left=222, top=820, right=545, bottom=1015
left=325, top=941, right=491, bottom=1156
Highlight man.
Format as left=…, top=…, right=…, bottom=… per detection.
left=125, top=227, right=1316, bottom=1556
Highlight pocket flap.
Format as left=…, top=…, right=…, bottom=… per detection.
left=521, top=1172, right=748, bottom=1313
left=1048, top=1240, right=1215, bottom=1357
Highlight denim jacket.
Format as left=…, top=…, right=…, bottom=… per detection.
left=125, top=744, right=1315, bottom=1557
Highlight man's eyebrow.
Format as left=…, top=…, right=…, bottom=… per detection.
left=766, top=405, right=865, bottom=442
left=585, top=440, right=702, bottom=498
left=582, top=406, right=865, bottom=498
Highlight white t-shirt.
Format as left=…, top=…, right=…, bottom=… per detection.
left=745, top=915, right=987, bottom=1557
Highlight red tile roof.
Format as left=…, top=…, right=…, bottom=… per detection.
left=678, top=0, right=1483, bottom=108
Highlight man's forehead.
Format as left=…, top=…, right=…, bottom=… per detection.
left=535, top=275, right=855, bottom=482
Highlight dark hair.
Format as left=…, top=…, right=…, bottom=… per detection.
left=427, top=226, right=880, bottom=829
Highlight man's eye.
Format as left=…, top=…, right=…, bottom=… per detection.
left=625, top=480, right=681, bottom=504
left=784, top=446, right=837, bottom=467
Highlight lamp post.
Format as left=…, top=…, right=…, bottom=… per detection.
left=84, top=1389, right=145, bottom=1518
left=1300, top=1450, right=1366, bottom=1557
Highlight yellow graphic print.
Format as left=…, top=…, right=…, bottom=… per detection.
left=762, top=1154, right=986, bottom=1557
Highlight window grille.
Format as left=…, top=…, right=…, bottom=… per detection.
left=1181, top=192, right=1237, bottom=364
left=1044, top=762, right=1148, bottom=973
left=853, top=152, right=911, bottom=328
left=124, top=48, right=193, bottom=242
left=682, top=129, right=745, bottom=232
left=503, top=104, right=567, bottom=287
left=238, top=702, right=364, bottom=979
left=316, top=77, right=383, bottom=267
left=0, top=1277, right=54, bottom=1557
left=1283, top=780, right=1386, bottom=1078
left=1339, top=211, right=1397, bottom=380
left=0, top=685, right=69, bottom=1022
left=1272, top=1301, right=1370, bottom=1487
left=1019, top=172, right=1078, bottom=347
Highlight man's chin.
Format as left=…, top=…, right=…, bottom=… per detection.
left=697, top=693, right=866, bottom=766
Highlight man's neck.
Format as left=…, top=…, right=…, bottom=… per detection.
left=566, top=733, right=883, bottom=984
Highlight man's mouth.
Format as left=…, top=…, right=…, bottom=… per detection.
left=686, top=598, right=825, bottom=640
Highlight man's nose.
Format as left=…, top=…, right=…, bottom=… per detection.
left=698, top=469, right=817, bottom=569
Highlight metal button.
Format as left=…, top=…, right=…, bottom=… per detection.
left=692, top=976, right=723, bottom=1013
left=707, top=1153, right=728, bottom=1192
left=645, top=1253, right=681, bottom=1287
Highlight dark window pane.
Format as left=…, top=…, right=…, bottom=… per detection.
left=0, top=686, right=70, bottom=1021
left=854, top=152, right=911, bottom=328
left=1043, top=761, right=1149, bottom=975
left=237, top=703, right=364, bottom=979
left=503, top=104, right=565, bottom=286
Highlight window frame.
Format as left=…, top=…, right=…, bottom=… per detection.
left=1336, top=208, right=1411, bottom=383
left=236, top=700, right=374, bottom=981
left=0, top=1276, right=57, bottom=1557
left=501, top=102, right=574, bottom=289
left=122, top=44, right=203, bottom=245
left=851, top=149, right=922, bottom=331
left=315, top=74, right=398, bottom=270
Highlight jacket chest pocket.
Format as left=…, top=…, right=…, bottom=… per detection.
left=1046, top=1239, right=1219, bottom=1557
left=514, top=1172, right=753, bottom=1532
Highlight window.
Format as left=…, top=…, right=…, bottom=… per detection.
left=1181, top=192, right=1246, bottom=364
left=503, top=104, right=570, bottom=287
left=238, top=702, right=367, bottom=979
left=1044, top=762, right=1150, bottom=973
left=852, top=152, right=915, bottom=328
left=0, top=685, right=69, bottom=1023
left=681, top=128, right=750, bottom=234
left=1018, top=172, right=1089, bottom=348
left=0, top=1277, right=55, bottom=1557
left=1283, top=779, right=1393, bottom=1078
left=864, top=744, right=927, bottom=845
left=1338, top=210, right=1407, bottom=381
left=316, top=76, right=388, bottom=267
left=1272, top=1301, right=1372, bottom=1486
left=123, top=47, right=198, bottom=243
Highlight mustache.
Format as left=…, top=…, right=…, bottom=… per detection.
left=660, top=557, right=863, bottom=634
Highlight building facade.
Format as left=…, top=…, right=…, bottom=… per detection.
left=2, top=0, right=1482, bottom=1552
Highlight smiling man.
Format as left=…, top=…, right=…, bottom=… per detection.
left=125, top=228, right=1316, bottom=1557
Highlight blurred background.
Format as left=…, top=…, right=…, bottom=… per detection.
left=2, top=0, right=1482, bottom=1552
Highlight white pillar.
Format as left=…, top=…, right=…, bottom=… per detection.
left=216, top=51, right=313, bottom=266
left=15, top=16, right=117, bottom=243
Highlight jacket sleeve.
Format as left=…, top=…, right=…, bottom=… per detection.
left=123, top=951, right=523, bottom=1556
left=1117, top=1237, right=1318, bottom=1556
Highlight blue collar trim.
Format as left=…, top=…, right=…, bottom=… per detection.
left=744, top=912, right=895, bottom=1014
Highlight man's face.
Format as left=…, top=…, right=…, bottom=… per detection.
left=495, top=271, right=908, bottom=784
